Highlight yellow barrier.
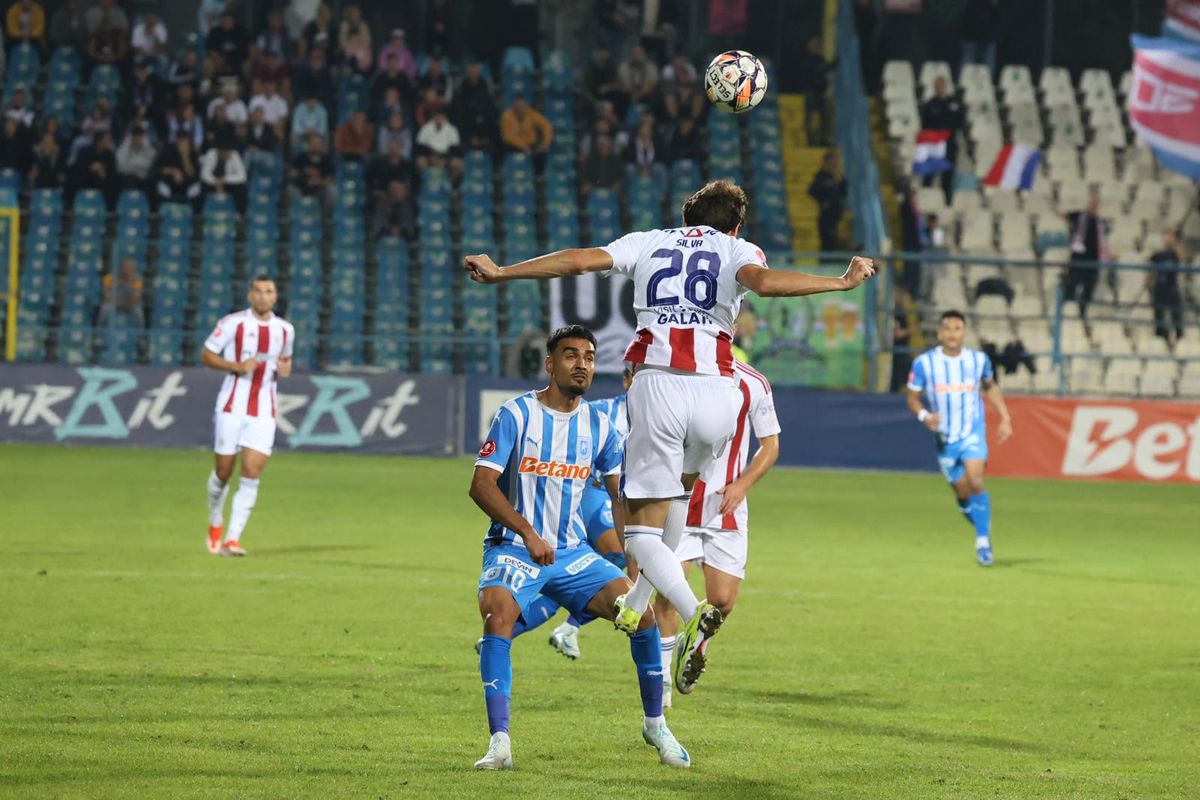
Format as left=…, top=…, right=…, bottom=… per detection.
left=2, top=206, right=18, bottom=362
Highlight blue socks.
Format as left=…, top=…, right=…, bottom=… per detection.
left=960, top=491, right=991, bottom=539
left=509, top=595, right=561, bottom=638
left=630, top=626, right=664, bottom=719
left=479, top=634, right=512, bottom=734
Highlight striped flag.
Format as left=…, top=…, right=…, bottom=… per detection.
left=913, top=129, right=953, bottom=176
left=1164, top=0, right=1200, bottom=42
left=1129, top=35, right=1200, bottom=180
left=983, top=144, right=1041, bottom=190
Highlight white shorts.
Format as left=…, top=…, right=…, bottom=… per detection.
left=623, top=369, right=742, bottom=499
left=676, top=526, right=748, bottom=579
left=213, top=411, right=277, bottom=456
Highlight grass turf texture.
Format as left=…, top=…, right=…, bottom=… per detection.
left=0, top=444, right=1197, bottom=799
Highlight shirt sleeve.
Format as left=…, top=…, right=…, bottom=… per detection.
left=733, top=237, right=769, bottom=270
left=475, top=406, right=518, bottom=473
left=203, top=316, right=236, bottom=355
left=980, top=351, right=994, bottom=383
left=906, top=355, right=927, bottom=392
left=749, top=391, right=781, bottom=439
left=600, top=230, right=650, bottom=277
left=282, top=324, right=295, bottom=358
left=594, top=419, right=624, bottom=476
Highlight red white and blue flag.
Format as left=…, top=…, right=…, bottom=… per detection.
left=1129, top=35, right=1200, bottom=180
left=1164, top=0, right=1200, bottom=42
left=982, top=144, right=1041, bottom=190
left=912, top=129, right=952, bottom=176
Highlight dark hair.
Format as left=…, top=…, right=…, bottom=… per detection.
left=681, top=180, right=748, bottom=234
left=249, top=274, right=276, bottom=287
left=546, top=324, right=596, bottom=354
left=940, top=310, right=966, bottom=324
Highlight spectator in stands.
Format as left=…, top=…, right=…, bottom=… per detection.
left=579, top=107, right=627, bottom=158
left=628, top=113, right=663, bottom=174
left=660, top=78, right=705, bottom=129
left=452, top=61, right=497, bottom=151
left=207, top=79, right=247, bottom=126
left=376, top=28, right=416, bottom=79
left=0, top=115, right=29, bottom=169
left=41, top=114, right=63, bottom=147
left=171, top=80, right=198, bottom=119
left=123, top=60, right=161, bottom=135
left=797, top=36, right=833, bottom=145
left=48, top=0, right=85, bottom=51
left=115, top=122, right=156, bottom=192
left=30, top=128, right=62, bottom=188
left=167, top=102, right=204, bottom=149
left=890, top=287, right=914, bottom=392
left=201, top=134, right=247, bottom=211
left=593, top=0, right=631, bottom=55
left=580, top=134, right=624, bottom=196
left=5, top=85, right=34, bottom=128
left=251, top=49, right=292, bottom=102
left=374, top=86, right=405, bottom=127
left=500, top=95, right=553, bottom=172
left=290, top=92, right=328, bottom=151
left=206, top=10, right=248, bottom=77
left=69, top=97, right=112, bottom=161
left=196, top=0, right=226, bottom=37
left=415, top=104, right=462, bottom=178
left=155, top=134, right=201, bottom=209
left=583, top=46, right=624, bottom=117
left=168, top=47, right=200, bottom=90
left=338, top=3, right=372, bottom=74
left=660, top=55, right=697, bottom=94
left=419, top=57, right=453, bottom=106
left=919, top=76, right=964, bottom=203
left=203, top=102, right=232, bottom=151
left=854, top=0, right=880, bottom=96
left=1060, top=190, right=1108, bottom=320
left=376, top=112, right=412, bottom=159
left=292, top=46, right=336, bottom=113
left=371, top=178, right=416, bottom=241
left=252, top=9, right=294, bottom=68
left=6, top=0, right=43, bottom=50
left=618, top=43, right=658, bottom=110
left=666, top=115, right=703, bottom=163
left=808, top=150, right=846, bottom=255
left=369, top=135, right=413, bottom=201
left=426, top=0, right=451, bottom=57
left=334, top=110, right=374, bottom=161
left=68, top=129, right=117, bottom=207
left=371, top=57, right=415, bottom=121
left=249, top=79, right=288, bottom=139
left=1147, top=229, right=1187, bottom=347
left=416, top=87, right=446, bottom=128
left=97, top=258, right=143, bottom=329
left=87, top=2, right=128, bottom=70
left=290, top=131, right=333, bottom=206
left=131, top=11, right=167, bottom=71
left=244, top=105, right=280, bottom=173
left=299, top=2, right=335, bottom=60
left=961, top=0, right=1000, bottom=76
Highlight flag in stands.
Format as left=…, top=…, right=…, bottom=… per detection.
left=982, top=144, right=1041, bottom=190
left=913, top=129, right=952, bottom=176
left=1128, top=34, right=1200, bottom=180
left=1164, top=0, right=1200, bottom=42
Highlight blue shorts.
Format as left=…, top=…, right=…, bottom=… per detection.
left=579, top=486, right=615, bottom=548
left=937, top=430, right=988, bottom=484
left=478, top=542, right=626, bottom=626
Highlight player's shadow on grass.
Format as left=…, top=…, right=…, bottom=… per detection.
left=732, top=688, right=906, bottom=711
left=990, top=557, right=1050, bottom=569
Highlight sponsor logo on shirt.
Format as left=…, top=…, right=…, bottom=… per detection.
left=934, top=381, right=976, bottom=394
left=518, top=456, right=591, bottom=480
left=479, top=439, right=496, bottom=457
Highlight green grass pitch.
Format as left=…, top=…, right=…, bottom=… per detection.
left=1, top=444, right=1197, bottom=799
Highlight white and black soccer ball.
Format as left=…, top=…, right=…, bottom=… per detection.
left=703, top=50, right=768, bottom=114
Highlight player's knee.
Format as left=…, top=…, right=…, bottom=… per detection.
left=712, top=599, right=735, bottom=618
left=968, top=476, right=985, bottom=495
left=481, top=606, right=516, bottom=636
left=637, top=605, right=656, bottom=631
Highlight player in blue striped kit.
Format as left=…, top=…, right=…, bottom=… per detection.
left=906, top=311, right=1014, bottom=566
left=469, top=326, right=688, bottom=770
left=505, top=367, right=634, bottom=660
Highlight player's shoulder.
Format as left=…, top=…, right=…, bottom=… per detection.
left=497, top=390, right=537, bottom=419
left=274, top=314, right=295, bottom=333
left=734, top=359, right=772, bottom=395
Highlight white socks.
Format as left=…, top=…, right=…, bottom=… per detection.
left=975, top=535, right=991, bottom=549
left=227, top=477, right=260, bottom=542
left=624, top=499, right=693, bottom=616
left=207, top=471, right=229, bottom=526
left=660, top=634, right=676, bottom=682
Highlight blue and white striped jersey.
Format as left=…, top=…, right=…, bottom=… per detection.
left=475, top=391, right=624, bottom=550
left=907, top=346, right=994, bottom=444
left=586, top=394, right=629, bottom=446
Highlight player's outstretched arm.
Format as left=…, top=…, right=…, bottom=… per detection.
left=717, top=434, right=779, bottom=516
left=200, top=347, right=258, bottom=375
left=468, top=466, right=555, bottom=565
left=983, top=380, right=1014, bottom=443
left=737, top=256, right=876, bottom=297
left=464, top=248, right=615, bottom=284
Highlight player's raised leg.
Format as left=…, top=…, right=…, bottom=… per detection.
left=222, top=446, right=269, bottom=556
left=475, top=584, right=520, bottom=770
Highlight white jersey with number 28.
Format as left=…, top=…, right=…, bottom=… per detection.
left=601, top=226, right=768, bottom=378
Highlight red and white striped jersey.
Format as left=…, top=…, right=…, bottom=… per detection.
left=601, top=226, right=767, bottom=378
left=686, top=360, right=780, bottom=532
left=204, top=309, right=295, bottom=417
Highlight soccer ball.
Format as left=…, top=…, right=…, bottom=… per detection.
left=703, top=50, right=768, bottom=114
